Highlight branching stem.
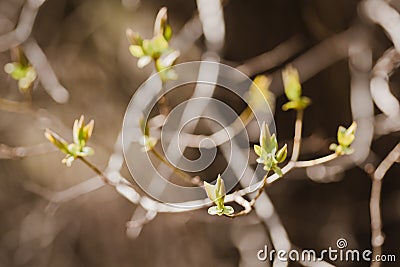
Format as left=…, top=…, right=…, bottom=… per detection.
left=291, top=109, right=303, bottom=161
left=150, top=148, right=202, bottom=186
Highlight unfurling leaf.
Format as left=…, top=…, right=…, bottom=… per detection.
left=276, top=144, right=287, bottom=163
left=157, top=50, right=180, bottom=69
left=329, top=122, right=357, bottom=155
left=126, top=7, right=179, bottom=82
left=282, top=65, right=301, bottom=101
left=337, top=121, right=357, bottom=147
left=254, top=145, right=262, bottom=157
left=44, top=115, right=95, bottom=167
left=255, top=122, right=287, bottom=176
left=129, top=45, right=144, bottom=58
left=4, top=62, right=37, bottom=92
left=142, top=35, right=169, bottom=58
left=205, top=175, right=234, bottom=216
left=282, top=97, right=310, bottom=111
left=126, top=29, right=143, bottom=46
left=45, top=129, right=69, bottom=154
left=163, top=24, right=173, bottom=41
left=72, top=115, right=94, bottom=147
left=281, top=65, right=310, bottom=111
left=153, top=7, right=168, bottom=36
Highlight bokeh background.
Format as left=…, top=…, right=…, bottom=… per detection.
left=0, top=0, right=399, bottom=266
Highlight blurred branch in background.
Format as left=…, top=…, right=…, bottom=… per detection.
left=23, top=39, right=69, bottom=103
left=236, top=35, right=306, bottom=77
left=0, top=142, right=55, bottom=159
left=369, top=143, right=400, bottom=267
left=0, top=0, right=46, bottom=52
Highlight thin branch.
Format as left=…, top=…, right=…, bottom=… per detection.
left=249, top=171, right=270, bottom=207
left=291, top=109, right=304, bottom=161
left=78, top=157, right=111, bottom=185
left=363, top=0, right=400, bottom=53
left=370, top=47, right=400, bottom=117
left=237, top=35, right=306, bottom=77
left=150, top=106, right=254, bottom=148
left=0, top=142, right=56, bottom=159
left=23, top=39, right=69, bottom=103
left=0, top=0, right=46, bottom=52
left=228, top=195, right=252, bottom=218
left=24, top=176, right=105, bottom=203
left=294, top=153, right=338, bottom=168
left=150, top=148, right=202, bottom=186
left=369, top=143, right=400, bottom=267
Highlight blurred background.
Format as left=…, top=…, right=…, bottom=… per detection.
left=0, top=0, right=400, bottom=266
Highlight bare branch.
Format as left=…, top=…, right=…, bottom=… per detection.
left=369, top=143, right=400, bottom=267
left=363, top=0, right=400, bottom=52
left=237, top=36, right=306, bottom=77
left=0, top=142, right=55, bottom=159
left=23, top=39, right=69, bottom=103
left=0, top=0, right=46, bottom=52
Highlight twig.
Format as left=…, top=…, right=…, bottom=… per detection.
left=23, top=39, right=69, bottom=103
left=237, top=36, right=306, bottom=77
left=228, top=195, right=253, bottom=218
left=0, top=0, right=46, bottom=52
left=0, top=142, right=56, bottom=159
left=291, top=109, right=304, bottom=161
left=149, top=148, right=202, bottom=186
left=363, top=0, right=400, bottom=53
left=196, top=0, right=225, bottom=52
left=150, top=106, right=254, bottom=148
left=370, top=47, right=400, bottom=117
left=294, top=153, right=338, bottom=168
left=249, top=171, right=270, bottom=207
left=369, top=143, right=400, bottom=267
left=78, top=157, right=111, bottom=185
left=24, top=176, right=105, bottom=203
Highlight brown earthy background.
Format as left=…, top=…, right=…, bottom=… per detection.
left=0, top=0, right=399, bottom=266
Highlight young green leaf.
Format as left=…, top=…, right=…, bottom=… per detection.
left=129, top=45, right=145, bottom=58
left=281, top=65, right=310, bottom=111
left=126, top=29, right=143, bottom=46
left=163, top=24, right=173, bottom=41
left=44, top=129, right=69, bottom=154
left=204, top=175, right=234, bottom=216
left=44, top=115, right=95, bottom=167
left=126, top=7, right=179, bottom=82
left=4, top=62, right=37, bottom=92
left=282, top=65, right=301, bottom=101
left=275, top=144, right=287, bottom=163
left=329, top=122, right=357, bottom=155
left=153, top=7, right=168, bottom=37
left=255, top=122, right=287, bottom=176
left=337, top=121, right=356, bottom=147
